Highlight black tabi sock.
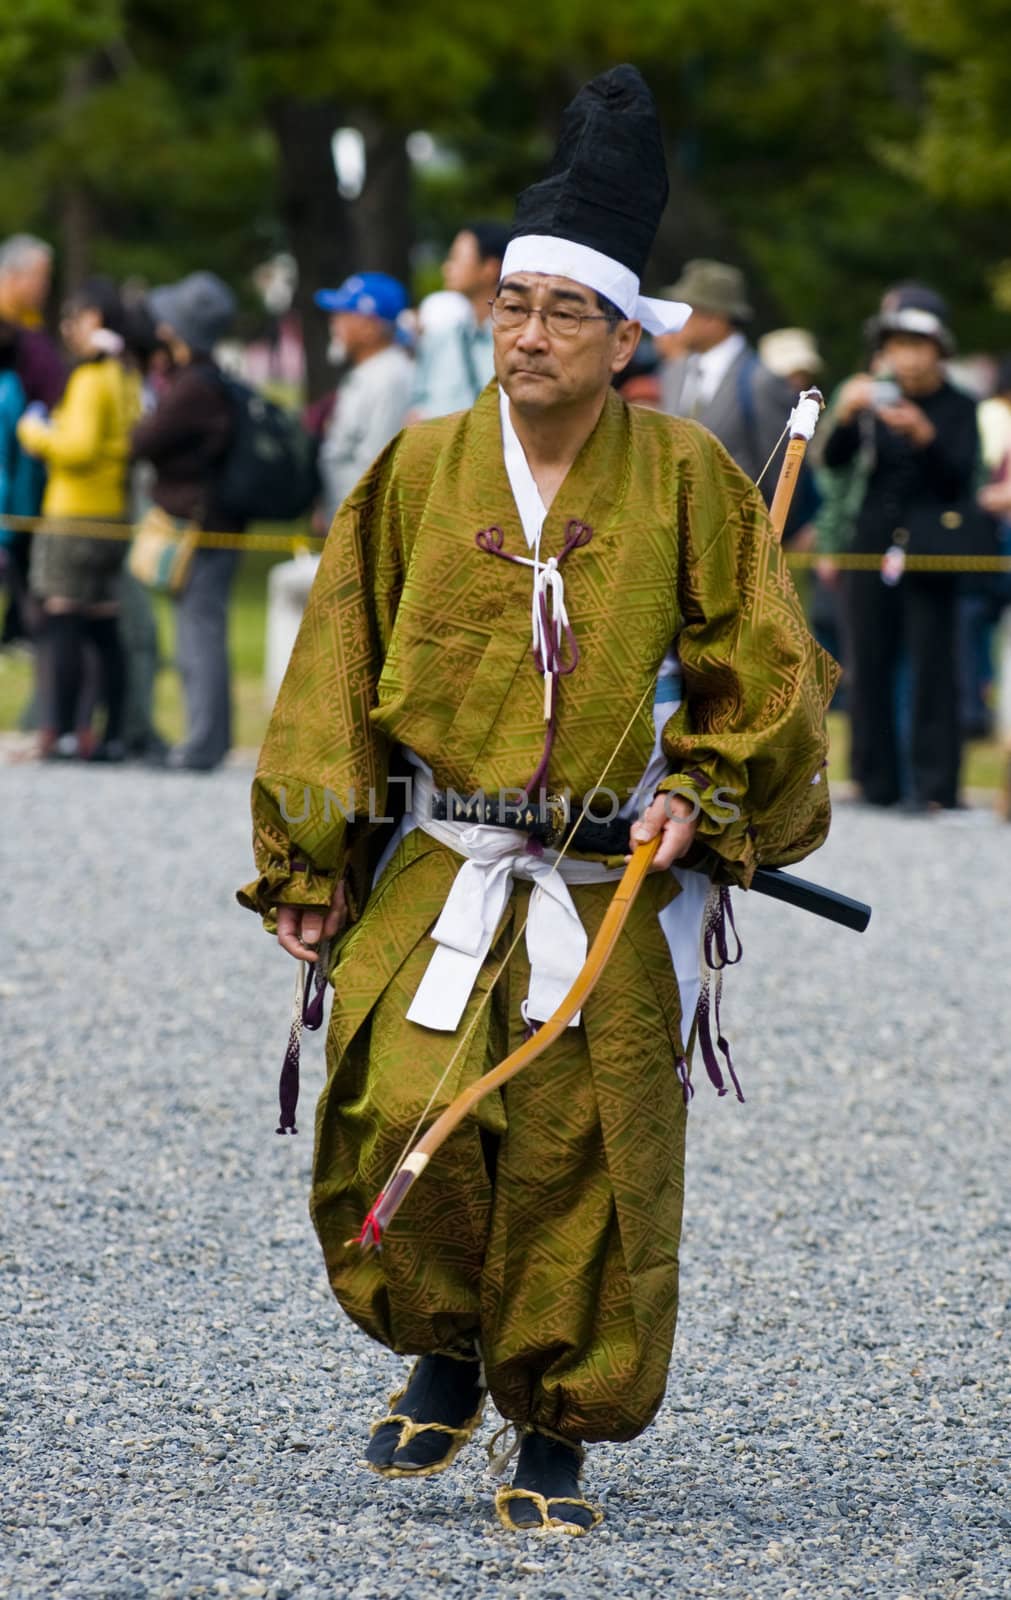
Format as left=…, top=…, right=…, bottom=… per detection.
left=366, top=1350, right=484, bottom=1472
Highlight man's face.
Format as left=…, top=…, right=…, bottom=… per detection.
left=881, top=333, right=942, bottom=388
left=157, top=326, right=192, bottom=367
left=678, top=308, right=733, bottom=354
left=330, top=309, right=384, bottom=362
left=59, top=304, right=100, bottom=359
left=443, top=231, right=486, bottom=298
left=493, top=273, right=640, bottom=415
left=2, top=251, right=51, bottom=317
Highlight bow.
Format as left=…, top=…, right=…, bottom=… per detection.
left=351, top=831, right=660, bottom=1250
left=348, top=390, right=824, bottom=1254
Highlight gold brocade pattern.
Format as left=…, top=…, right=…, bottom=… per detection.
left=310, top=867, right=689, bottom=1443
left=239, top=381, right=837, bottom=1444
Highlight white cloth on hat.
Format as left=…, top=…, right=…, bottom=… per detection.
left=501, top=234, right=690, bottom=336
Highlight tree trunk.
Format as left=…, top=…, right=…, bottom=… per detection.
left=60, top=58, right=103, bottom=295
left=350, top=112, right=412, bottom=285
left=272, top=98, right=355, bottom=400
left=61, top=184, right=97, bottom=297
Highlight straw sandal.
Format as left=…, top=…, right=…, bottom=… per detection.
left=363, top=1350, right=485, bottom=1479
left=493, top=1430, right=602, bottom=1535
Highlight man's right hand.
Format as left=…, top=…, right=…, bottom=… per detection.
left=836, top=374, right=875, bottom=423
left=277, top=880, right=348, bottom=961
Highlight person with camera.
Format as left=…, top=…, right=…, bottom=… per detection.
left=821, top=284, right=978, bottom=812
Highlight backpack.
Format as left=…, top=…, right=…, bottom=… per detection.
left=214, top=375, right=320, bottom=524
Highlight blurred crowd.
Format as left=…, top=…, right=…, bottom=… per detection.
left=1, top=226, right=1009, bottom=803
left=0, top=240, right=255, bottom=770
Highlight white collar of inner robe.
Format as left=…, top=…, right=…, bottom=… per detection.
left=693, top=330, right=747, bottom=407
left=499, top=385, right=547, bottom=550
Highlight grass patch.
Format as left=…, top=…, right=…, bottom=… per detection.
left=0, top=545, right=292, bottom=750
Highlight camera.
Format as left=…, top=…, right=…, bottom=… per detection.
left=870, top=377, right=902, bottom=411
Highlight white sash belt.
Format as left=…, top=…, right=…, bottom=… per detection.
left=405, top=768, right=622, bottom=1033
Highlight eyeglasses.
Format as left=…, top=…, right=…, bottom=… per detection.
left=488, top=296, right=615, bottom=339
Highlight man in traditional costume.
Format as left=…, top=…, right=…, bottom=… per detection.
left=240, top=65, right=836, bottom=1534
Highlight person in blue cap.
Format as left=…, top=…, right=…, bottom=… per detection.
left=314, top=272, right=413, bottom=525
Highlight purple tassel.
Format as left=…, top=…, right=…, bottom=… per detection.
left=696, top=972, right=728, bottom=1095
left=703, top=886, right=742, bottom=971
left=713, top=971, right=745, bottom=1102
left=675, top=1056, right=694, bottom=1105
left=302, top=956, right=328, bottom=1031
left=276, top=938, right=331, bottom=1136
left=277, top=1028, right=300, bottom=1136
left=694, top=889, right=745, bottom=1101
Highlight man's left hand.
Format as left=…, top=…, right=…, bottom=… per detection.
left=628, top=791, right=700, bottom=870
left=978, top=479, right=1011, bottom=516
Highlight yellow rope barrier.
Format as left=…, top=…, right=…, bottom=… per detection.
left=0, top=513, right=325, bottom=554
left=787, top=551, right=1011, bottom=573
left=1, top=514, right=1008, bottom=572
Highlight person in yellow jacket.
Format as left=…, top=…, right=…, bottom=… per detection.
left=18, top=277, right=141, bottom=760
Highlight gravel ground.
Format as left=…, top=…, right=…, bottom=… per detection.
left=1, top=763, right=1008, bottom=1600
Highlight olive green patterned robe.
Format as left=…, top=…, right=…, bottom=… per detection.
left=240, top=382, right=837, bottom=1443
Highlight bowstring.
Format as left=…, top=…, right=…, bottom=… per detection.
left=379, top=417, right=792, bottom=1186
left=754, top=426, right=788, bottom=494
left=383, top=674, right=657, bottom=1183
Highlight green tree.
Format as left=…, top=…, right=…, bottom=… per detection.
left=2, top=0, right=1009, bottom=395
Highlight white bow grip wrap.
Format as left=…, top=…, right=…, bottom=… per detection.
left=788, top=387, right=824, bottom=442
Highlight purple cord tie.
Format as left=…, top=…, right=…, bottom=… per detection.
left=695, top=888, right=745, bottom=1103
left=675, top=1056, right=694, bottom=1106
left=277, top=939, right=330, bottom=1135
left=302, top=956, right=328, bottom=1031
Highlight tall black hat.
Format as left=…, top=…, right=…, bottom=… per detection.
left=512, top=65, right=666, bottom=278
left=502, top=65, right=689, bottom=334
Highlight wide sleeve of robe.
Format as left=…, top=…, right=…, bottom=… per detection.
left=237, top=428, right=424, bottom=929
left=658, top=430, right=840, bottom=887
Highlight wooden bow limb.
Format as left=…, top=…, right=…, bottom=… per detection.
left=350, top=833, right=661, bottom=1252
left=768, top=388, right=824, bottom=538
left=347, top=392, right=824, bottom=1256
